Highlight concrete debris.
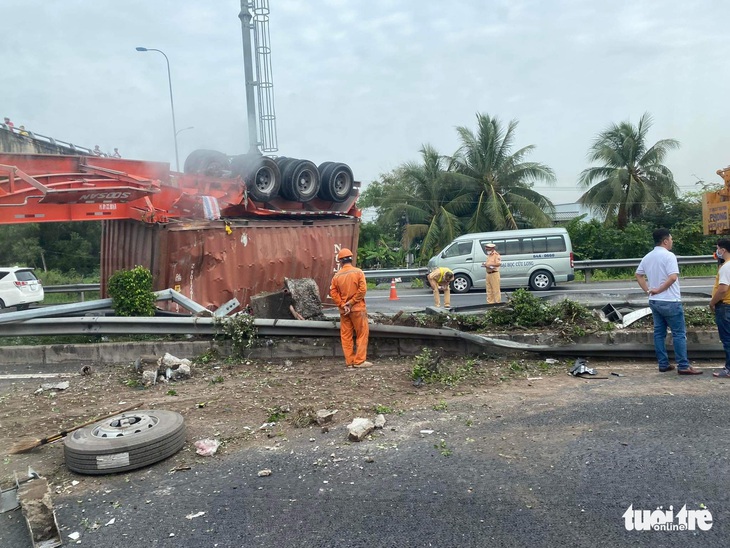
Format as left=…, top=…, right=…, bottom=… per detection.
left=135, top=355, right=158, bottom=373
left=138, top=353, right=193, bottom=385
left=166, top=363, right=191, bottom=381
left=160, top=353, right=193, bottom=370
left=249, top=278, right=326, bottom=320
left=17, top=475, right=62, bottom=547
left=316, top=409, right=338, bottom=425
left=39, top=381, right=69, bottom=392
left=194, top=439, right=220, bottom=456
left=374, top=414, right=386, bottom=429
left=68, top=532, right=81, bottom=541
left=258, top=469, right=272, bottom=477
left=347, top=417, right=375, bottom=442
left=142, top=370, right=157, bottom=387
left=284, top=278, right=326, bottom=321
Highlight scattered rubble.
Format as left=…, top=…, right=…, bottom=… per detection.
left=347, top=418, right=375, bottom=442
left=316, top=409, right=338, bottom=426
left=137, top=353, right=194, bottom=386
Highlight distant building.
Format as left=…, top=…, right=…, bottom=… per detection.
left=552, top=202, right=596, bottom=224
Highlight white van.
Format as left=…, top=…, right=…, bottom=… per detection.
left=427, top=228, right=575, bottom=293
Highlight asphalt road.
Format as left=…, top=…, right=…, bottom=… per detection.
left=366, top=277, right=715, bottom=314
left=5, top=363, right=729, bottom=548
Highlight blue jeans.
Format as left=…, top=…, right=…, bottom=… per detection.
left=715, top=304, right=730, bottom=371
left=649, top=300, right=690, bottom=370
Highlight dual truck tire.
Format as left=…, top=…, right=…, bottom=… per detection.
left=184, top=150, right=354, bottom=204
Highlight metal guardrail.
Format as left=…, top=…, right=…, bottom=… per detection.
left=361, top=256, right=716, bottom=283
left=43, top=283, right=100, bottom=301
left=1, top=123, right=94, bottom=155
left=574, top=255, right=715, bottom=282
left=41, top=255, right=716, bottom=297
left=0, top=316, right=724, bottom=359
left=362, top=268, right=428, bottom=280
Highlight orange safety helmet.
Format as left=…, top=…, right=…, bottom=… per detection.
left=337, top=248, right=353, bottom=260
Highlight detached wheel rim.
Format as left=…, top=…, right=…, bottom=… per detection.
left=92, top=413, right=159, bottom=438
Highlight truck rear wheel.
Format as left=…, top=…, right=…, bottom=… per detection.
left=280, top=159, right=320, bottom=202
left=183, top=149, right=228, bottom=177
left=318, top=162, right=354, bottom=202
left=232, top=155, right=281, bottom=202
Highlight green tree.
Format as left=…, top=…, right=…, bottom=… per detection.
left=367, top=144, right=465, bottom=262
left=449, top=113, right=556, bottom=232
left=578, top=113, right=680, bottom=229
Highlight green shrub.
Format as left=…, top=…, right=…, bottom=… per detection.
left=215, top=313, right=258, bottom=356
left=107, top=266, right=155, bottom=317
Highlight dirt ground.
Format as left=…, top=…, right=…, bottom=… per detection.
left=0, top=352, right=579, bottom=492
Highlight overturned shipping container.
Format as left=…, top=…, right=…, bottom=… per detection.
left=101, top=217, right=360, bottom=311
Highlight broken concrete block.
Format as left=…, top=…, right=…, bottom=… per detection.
left=142, top=370, right=157, bottom=386
left=316, top=409, right=338, bottom=426
left=167, top=363, right=192, bottom=381
left=135, top=354, right=158, bottom=373
left=17, top=477, right=61, bottom=546
left=347, top=417, right=375, bottom=442
left=374, top=414, right=386, bottom=429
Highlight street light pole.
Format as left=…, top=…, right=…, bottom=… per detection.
left=135, top=47, right=180, bottom=171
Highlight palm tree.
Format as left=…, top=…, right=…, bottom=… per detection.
left=375, top=144, right=465, bottom=262
left=449, top=113, right=556, bottom=232
left=578, top=113, right=680, bottom=229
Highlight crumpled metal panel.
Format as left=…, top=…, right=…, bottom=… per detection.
left=102, top=218, right=359, bottom=311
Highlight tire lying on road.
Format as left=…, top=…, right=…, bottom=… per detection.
left=64, top=409, right=185, bottom=475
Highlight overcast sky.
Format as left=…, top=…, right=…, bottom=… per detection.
left=3, top=0, right=730, bottom=206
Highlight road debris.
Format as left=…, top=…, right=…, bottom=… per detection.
left=186, top=511, right=206, bottom=519
left=347, top=418, right=375, bottom=442
left=316, top=409, right=337, bottom=425
left=194, top=439, right=220, bottom=456
left=258, top=469, right=272, bottom=477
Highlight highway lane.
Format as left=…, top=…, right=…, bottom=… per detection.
left=364, top=277, right=715, bottom=314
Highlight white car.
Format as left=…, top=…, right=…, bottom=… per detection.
left=0, top=267, right=44, bottom=310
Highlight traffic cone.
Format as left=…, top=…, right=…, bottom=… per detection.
left=389, top=278, right=399, bottom=300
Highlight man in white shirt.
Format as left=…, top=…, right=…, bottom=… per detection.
left=635, top=228, right=702, bottom=375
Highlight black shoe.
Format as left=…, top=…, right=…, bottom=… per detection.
left=678, top=367, right=703, bottom=375
left=659, top=365, right=676, bottom=372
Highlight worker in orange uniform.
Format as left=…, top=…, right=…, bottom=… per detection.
left=482, top=242, right=502, bottom=304
left=427, top=267, right=454, bottom=308
left=329, top=248, right=372, bottom=368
